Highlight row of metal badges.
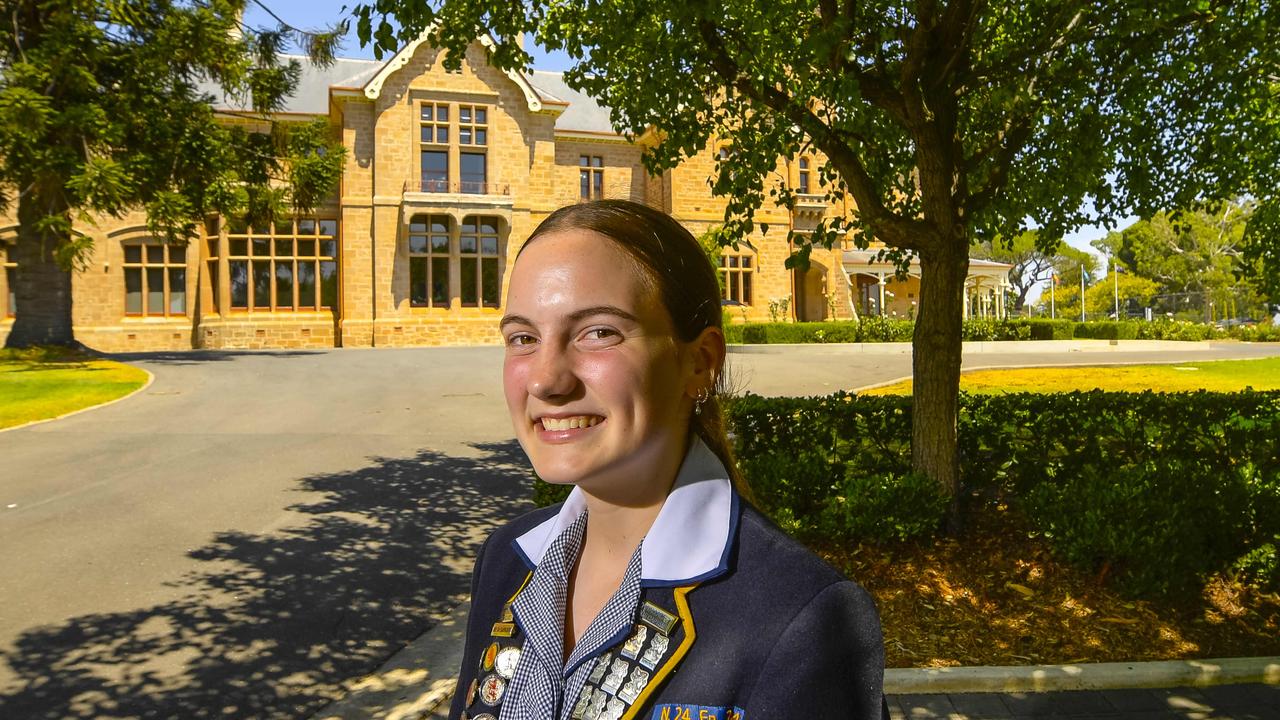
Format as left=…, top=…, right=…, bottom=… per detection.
left=461, top=599, right=680, bottom=720
left=569, top=600, right=680, bottom=720
left=460, top=601, right=521, bottom=720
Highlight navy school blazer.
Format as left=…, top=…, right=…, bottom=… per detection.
left=449, top=441, right=889, bottom=720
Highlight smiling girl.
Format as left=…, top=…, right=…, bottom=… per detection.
left=450, top=200, right=887, bottom=720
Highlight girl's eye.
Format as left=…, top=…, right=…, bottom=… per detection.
left=583, top=327, right=618, bottom=342
left=506, top=333, right=537, bottom=348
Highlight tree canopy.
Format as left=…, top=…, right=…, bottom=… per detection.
left=353, top=0, right=1280, bottom=508
left=1093, top=200, right=1272, bottom=318
left=0, top=0, right=347, bottom=346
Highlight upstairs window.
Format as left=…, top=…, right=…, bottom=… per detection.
left=798, top=157, right=811, bottom=194
left=417, top=102, right=494, bottom=194
left=458, top=105, right=488, bottom=147
left=420, top=103, right=450, bottom=192
left=420, top=103, right=450, bottom=144
left=460, top=152, right=487, bottom=194
left=579, top=156, right=603, bottom=200
left=123, top=241, right=187, bottom=317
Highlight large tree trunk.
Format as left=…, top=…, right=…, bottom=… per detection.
left=911, top=239, right=969, bottom=530
left=5, top=190, right=75, bottom=348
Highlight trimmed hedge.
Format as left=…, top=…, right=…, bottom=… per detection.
left=1073, top=321, right=1139, bottom=340
left=1028, top=319, right=1076, bottom=340
left=531, top=390, right=1280, bottom=595
left=722, top=317, right=1280, bottom=344
left=732, top=390, right=1280, bottom=596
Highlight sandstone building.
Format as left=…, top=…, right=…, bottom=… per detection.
left=0, top=34, right=1010, bottom=351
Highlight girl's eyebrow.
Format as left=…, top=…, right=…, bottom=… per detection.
left=499, top=305, right=640, bottom=330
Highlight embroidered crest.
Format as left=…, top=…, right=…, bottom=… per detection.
left=650, top=705, right=744, bottom=720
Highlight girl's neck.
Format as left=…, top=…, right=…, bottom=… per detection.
left=576, top=432, right=691, bottom=558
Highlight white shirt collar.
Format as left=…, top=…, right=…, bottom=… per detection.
left=513, top=436, right=738, bottom=587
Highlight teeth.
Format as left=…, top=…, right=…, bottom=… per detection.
left=540, top=416, right=602, bottom=431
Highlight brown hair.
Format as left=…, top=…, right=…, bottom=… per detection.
left=520, top=199, right=747, bottom=495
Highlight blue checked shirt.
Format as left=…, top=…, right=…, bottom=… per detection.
left=502, top=511, right=644, bottom=720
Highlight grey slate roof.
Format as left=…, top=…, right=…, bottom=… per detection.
left=199, top=54, right=619, bottom=136
left=527, top=70, right=619, bottom=135
left=200, top=54, right=382, bottom=115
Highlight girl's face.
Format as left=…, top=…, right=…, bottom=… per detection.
left=500, top=228, right=697, bottom=499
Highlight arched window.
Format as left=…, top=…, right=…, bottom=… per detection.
left=461, top=216, right=501, bottom=308
left=409, top=214, right=451, bottom=308
left=409, top=215, right=503, bottom=309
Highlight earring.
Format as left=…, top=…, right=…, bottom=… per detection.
left=694, top=387, right=709, bottom=415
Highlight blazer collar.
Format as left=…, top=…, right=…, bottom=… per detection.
left=513, top=436, right=739, bottom=588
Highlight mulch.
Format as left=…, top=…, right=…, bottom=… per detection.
left=816, top=503, right=1280, bottom=668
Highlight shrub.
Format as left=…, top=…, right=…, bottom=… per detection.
left=533, top=477, right=573, bottom=506
left=815, top=470, right=949, bottom=543
left=1027, top=319, right=1076, bottom=340
left=731, top=390, right=1280, bottom=597
left=532, top=389, right=1280, bottom=598
left=722, top=323, right=744, bottom=344
left=962, top=318, right=1031, bottom=341
left=1232, top=324, right=1280, bottom=342
left=1233, top=541, right=1279, bottom=591
left=1073, top=321, right=1139, bottom=340
left=1135, top=319, right=1219, bottom=341
left=855, top=316, right=914, bottom=342
left=1023, top=458, right=1257, bottom=596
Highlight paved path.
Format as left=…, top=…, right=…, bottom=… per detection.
left=2, top=342, right=1279, bottom=719
left=889, top=684, right=1279, bottom=719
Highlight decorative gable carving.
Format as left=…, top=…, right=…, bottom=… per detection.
left=362, top=29, right=545, bottom=113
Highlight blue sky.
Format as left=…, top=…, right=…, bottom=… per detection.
left=249, top=0, right=1125, bottom=302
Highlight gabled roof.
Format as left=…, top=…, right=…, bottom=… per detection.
left=196, top=44, right=619, bottom=136
left=361, top=30, right=555, bottom=115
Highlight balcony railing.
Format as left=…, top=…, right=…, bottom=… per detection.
left=403, top=180, right=512, bottom=196
left=793, top=193, right=828, bottom=219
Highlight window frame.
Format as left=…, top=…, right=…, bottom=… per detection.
left=579, top=155, right=604, bottom=201
left=223, top=217, right=339, bottom=313
left=1, top=243, right=15, bottom=319
left=122, top=240, right=189, bottom=318
left=459, top=215, right=502, bottom=309
left=408, top=214, right=453, bottom=309
left=719, top=250, right=755, bottom=306
left=417, top=101, right=494, bottom=194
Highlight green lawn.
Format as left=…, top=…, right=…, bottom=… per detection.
left=865, top=356, right=1280, bottom=395
left=0, top=347, right=150, bottom=429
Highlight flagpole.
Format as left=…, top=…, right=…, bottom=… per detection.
left=1080, top=263, right=1086, bottom=322
left=1113, top=258, right=1120, bottom=320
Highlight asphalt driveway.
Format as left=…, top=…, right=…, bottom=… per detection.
left=2, top=341, right=1278, bottom=719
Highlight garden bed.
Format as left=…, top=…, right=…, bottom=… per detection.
left=822, top=501, right=1280, bottom=668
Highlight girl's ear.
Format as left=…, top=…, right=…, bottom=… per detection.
left=684, top=326, right=726, bottom=399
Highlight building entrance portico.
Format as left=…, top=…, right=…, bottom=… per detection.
left=842, top=249, right=1013, bottom=320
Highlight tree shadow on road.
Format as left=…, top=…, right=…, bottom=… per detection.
left=109, top=349, right=326, bottom=365
left=0, top=440, right=535, bottom=719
